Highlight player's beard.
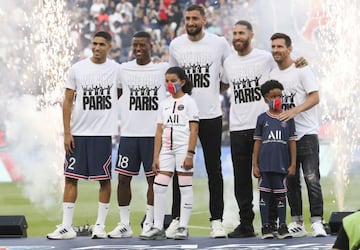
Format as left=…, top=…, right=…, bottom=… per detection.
left=186, top=25, right=202, bottom=37
left=233, top=37, right=251, bottom=54
left=272, top=53, right=284, bottom=64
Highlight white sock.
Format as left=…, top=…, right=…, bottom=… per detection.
left=95, top=202, right=110, bottom=226
left=153, top=183, right=168, bottom=230
left=144, top=204, right=154, bottom=224
left=179, top=185, right=193, bottom=228
left=62, top=202, right=75, bottom=227
left=119, top=205, right=130, bottom=225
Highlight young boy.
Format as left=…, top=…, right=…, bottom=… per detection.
left=252, top=79, right=296, bottom=239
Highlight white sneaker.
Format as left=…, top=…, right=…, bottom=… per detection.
left=288, top=222, right=308, bottom=237
left=165, top=217, right=180, bottom=238
left=174, top=227, right=189, bottom=240
left=311, top=221, right=327, bottom=237
left=139, top=227, right=166, bottom=240
left=47, top=224, right=76, bottom=240
left=210, top=219, right=227, bottom=238
left=91, top=224, right=107, bottom=239
left=107, top=223, right=133, bottom=238
left=141, top=222, right=153, bottom=235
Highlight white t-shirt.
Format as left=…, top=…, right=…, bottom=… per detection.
left=157, top=94, right=199, bottom=149
left=65, top=58, right=121, bottom=136
left=223, top=48, right=276, bottom=131
left=169, top=32, right=231, bottom=119
left=118, top=60, right=168, bottom=137
left=270, top=64, right=319, bottom=140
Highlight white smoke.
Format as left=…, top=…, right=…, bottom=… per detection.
left=5, top=95, right=64, bottom=209
left=316, top=0, right=360, bottom=210
left=1, top=0, right=74, bottom=210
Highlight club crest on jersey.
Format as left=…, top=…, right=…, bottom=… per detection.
left=177, top=104, right=184, bottom=111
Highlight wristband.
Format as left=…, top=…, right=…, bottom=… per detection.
left=187, top=150, right=195, bottom=154
left=186, top=154, right=193, bottom=159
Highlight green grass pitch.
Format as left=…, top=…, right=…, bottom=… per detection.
left=0, top=176, right=358, bottom=237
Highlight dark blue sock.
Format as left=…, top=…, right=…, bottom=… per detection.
left=275, top=193, right=287, bottom=225
left=259, top=191, right=271, bottom=225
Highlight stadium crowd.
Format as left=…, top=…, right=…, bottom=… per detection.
left=65, top=0, right=252, bottom=144
left=67, top=0, right=251, bottom=63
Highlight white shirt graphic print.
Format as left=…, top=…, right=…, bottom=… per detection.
left=118, top=60, right=168, bottom=136
left=65, top=58, right=121, bottom=136
left=223, top=48, right=275, bottom=131
left=270, top=64, right=319, bottom=140
left=169, top=32, right=231, bottom=119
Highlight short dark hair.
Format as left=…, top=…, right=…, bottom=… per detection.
left=186, top=4, right=205, bottom=16
left=234, top=20, right=253, bottom=32
left=166, top=66, right=193, bottom=95
left=94, top=31, right=112, bottom=43
left=270, top=32, right=292, bottom=47
left=133, top=31, right=152, bottom=41
left=260, top=80, right=284, bottom=97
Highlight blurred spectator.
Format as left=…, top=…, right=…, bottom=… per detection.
left=115, top=0, right=134, bottom=22
left=168, top=3, right=182, bottom=36
left=158, top=0, right=170, bottom=28
left=110, top=47, right=128, bottom=63
left=134, top=0, right=148, bottom=18
left=133, top=6, right=145, bottom=31
left=90, top=0, right=106, bottom=18
left=96, top=7, right=110, bottom=31
left=118, top=23, right=135, bottom=59
left=110, top=20, right=122, bottom=47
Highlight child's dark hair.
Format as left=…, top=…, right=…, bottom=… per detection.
left=166, top=66, right=193, bottom=95
left=260, top=79, right=284, bottom=97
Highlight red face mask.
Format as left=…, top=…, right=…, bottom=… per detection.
left=268, top=97, right=282, bottom=110
left=166, top=82, right=182, bottom=95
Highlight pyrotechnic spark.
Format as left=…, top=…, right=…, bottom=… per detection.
left=5, top=0, right=76, bottom=209
left=21, top=0, right=75, bottom=107
left=317, top=0, right=360, bottom=211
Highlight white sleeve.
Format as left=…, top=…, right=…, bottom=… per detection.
left=221, top=37, right=232, bottom=64
left=157, top=101, right=164, bottom=124
left=168, top=42, right=178, bottom=67
left=188, top=98, right=199, bottom=122
left=64, top=66, right=76, bottom=90
left=118, top=65, right=124, bottom=89
left=300, top=66, right=319, bottom=94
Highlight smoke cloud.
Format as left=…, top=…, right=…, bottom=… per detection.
left=5, top=95, right=64, bottom=209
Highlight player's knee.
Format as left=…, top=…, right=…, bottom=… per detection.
left=178, top=175, right=193, bottom=186
left=154, top=173, right=171, bottom=186
left=118, top=174, right=131, bottom=186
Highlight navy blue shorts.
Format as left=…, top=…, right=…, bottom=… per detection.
left=64, top=136, right=112, bottom=180
left=115, top=137, right=155, bottom=177
left=258, top=172, right=287, bottom=194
